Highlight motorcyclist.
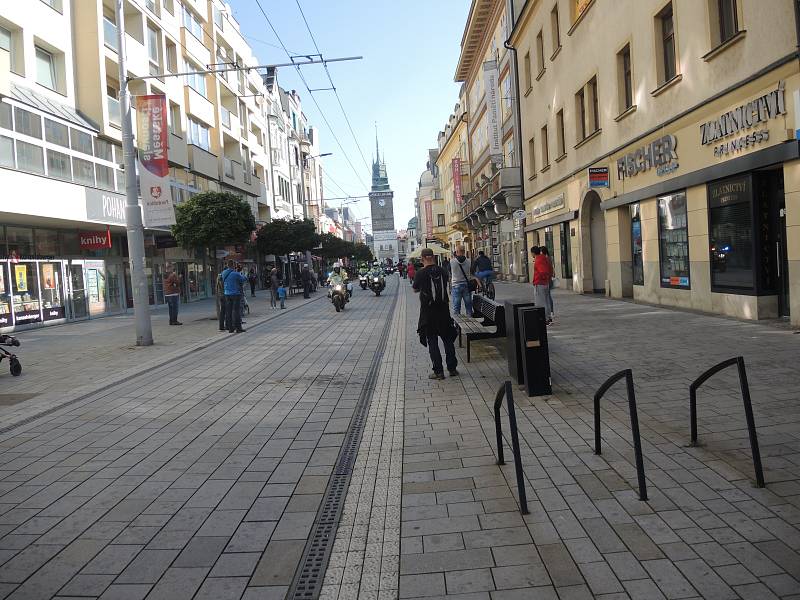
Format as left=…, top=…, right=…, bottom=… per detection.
left=358, top=262, right=370, bottom=276
left=328, top=262, right=352, bottom=296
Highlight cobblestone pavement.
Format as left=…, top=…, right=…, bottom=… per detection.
left=0, top=281, right=395, bottom=600
left=0, top=290, right=320, bottom=430
left=396, top=281, right=799, bottom=599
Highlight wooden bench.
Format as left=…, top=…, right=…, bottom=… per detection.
left=454, top=295, right=507, bottom=362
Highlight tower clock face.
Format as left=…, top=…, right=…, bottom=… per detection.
left=378, top=198, right=386, bottom=207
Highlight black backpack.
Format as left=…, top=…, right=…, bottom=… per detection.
left=421, top=268, right=448, bottom=308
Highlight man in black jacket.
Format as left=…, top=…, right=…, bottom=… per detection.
left=413, top=248, right=458, bottom=380
left=301, top=265, right=312, bottom=299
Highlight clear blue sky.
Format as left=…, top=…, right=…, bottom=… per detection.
left=227, top=0, right=469, bottom=232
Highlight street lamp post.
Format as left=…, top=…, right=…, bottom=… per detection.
left=116, top=0, right=153, bottom=346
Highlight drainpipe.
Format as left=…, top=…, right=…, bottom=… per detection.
left=504, top=0, right=529, bottom=282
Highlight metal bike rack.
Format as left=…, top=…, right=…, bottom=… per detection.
left=689, top=356, right=765, bottom=488
left=594, top=369, right=648, bottom=501
left=493, top=381, right=529, bottom=515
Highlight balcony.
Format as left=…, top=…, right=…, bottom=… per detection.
left=221, top=107, right=231, bottom=129
left=107, top=96, right=121, bottom=127
left=461, top=166, right=522, bottom=230
left=103, top=18, right=119, bottom=51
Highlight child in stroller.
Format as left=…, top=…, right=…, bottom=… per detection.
left=0, top=334, right=21, bottom=376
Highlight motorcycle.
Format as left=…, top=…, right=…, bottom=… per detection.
left=359, top=274, right=368, bottom=290
left=369, top=275, right=385, bottom=297
left=328, top=280, right=350, bottom=312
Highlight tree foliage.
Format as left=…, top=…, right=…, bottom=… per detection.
left=318, top=233, right=374, bottom=262
left=171, top=191, right=256, bottom=250
left=256, top=219, right=320, bottom=257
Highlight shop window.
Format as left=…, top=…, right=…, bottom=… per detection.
left=60, top=230, right=80, bottom=255
left=45, top=118, right=69, bottom=148
left=14, top=107, right=42, bottom=138
left=657, top=191, right=689, bottom=288
left=11, top=261, right=41, bottom=324
left=7, top=227, right=33, bottom=259
left=0, top=102, right=11, bottom=129
left=559, top=221, right=572, bottom=279
left=631, top=203, right=643, bottom=285
left=617, top=44, right=633, bottom=113
left=46, top=149, right=71, bottom=181
left=656, top=3, right=677, bottom=84
left=0, top=135, right=13, bottom=168
left=39, top=262, right=65, bottom=320
left=708, top=175, right=754, bottom=291
left=35, top=229, right=59, bottom=256
left=0, top=261, right=10, bottom=327
left=17, top=140, right=44, bottom=174
left=73, top=157, right=95, bottom=186
left=96, top=164, right=115, bottom=190
left=70, top=128, right=93, bottom=155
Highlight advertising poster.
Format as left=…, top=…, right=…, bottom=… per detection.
left=14, top=264, right=27, bottom=292
left=0, top=264, right=4, bottom=292
left=42, top=263, right=55, bottom=290
left=136, top=95, right=175, bottom=228
left=483, top=60, right=502, bottom=163
left=425, top=200, right=433, bottom=236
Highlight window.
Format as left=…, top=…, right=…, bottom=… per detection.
left=116, top=167, right=126, bottom=191
left=145, top=0, right=157, bottom=13
left=166, top=40, right=177, bottom=72
left=45, top=119, right=69, bottom=148
left=169, top=102, right=181, bottom=135
left=708, top=175, right=754, bottom=290
left=716, top=0, right=738, bottom=44
left=96, top=164, right=114, bottom=190
left=540, top=125, right=549, bottom=169
left=35, top=46, right=56, bottom=90
left=617, top=44, right=633, bottom=112
left=73, top=157, right=95, bottom=186
left=559, top=221, right=572, bottom=279
left=103, top=9, right=118, bottom=51
left=0, top=135, right=14, bottom=168
left=70, top=129, right=93, bottom=155
left=46, top=149, right=71, bottom=181
left=556, top=109, right=565, bottom=157
left=40, top=0, right=63, bottom=11
left=657, top=191, right=689, bottom=288
left=528, top=136, right=536, bottom=174
left=184, top=60, right=206, bottom=97
left=575, top=87, right=586, bottom=141
left=16, top=140, right=44, bottom=174
left=437, top=214, right=445, bottom=227
left=523, top=51, right=532, bottom=90
left=588, top=77, right=599, bottom=133
left=536, top=30, right=545, bottom=75
left=0, top=26, right=10, bottom=54
left=187, top=118, right=209, bottom=151
left=14, top=108, right=42, bottom=138
left=147, top=24, right=160, bottom=68
left=95, top=138, right=113, bottom=161
left=658, top=3, right=677, bottom=83
left=551, top=5, right=561, bottom=55
left=631, top=204, right=643, bottom=285
left=163, top=0, right=174, bottom=14
left=0, top=102, right=10, bottom=129
left=182, top=6, right=203, bottom=39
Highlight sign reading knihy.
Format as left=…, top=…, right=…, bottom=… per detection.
left=136, top=95, right=175, bottom=228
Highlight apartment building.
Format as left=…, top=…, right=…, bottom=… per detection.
left=0, top=0, right=323, bottom=332
left=415, top=150, right=441, bottom=247
left=435, top=93, right=470, bottom=251
left=455, top=0, right=524, bottom=280
left=510, top=0, right=799, bottom=325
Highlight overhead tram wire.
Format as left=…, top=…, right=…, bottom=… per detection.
left=293, top=0, right=371, bottom=173
left=252, top=0, right=369, bottom=191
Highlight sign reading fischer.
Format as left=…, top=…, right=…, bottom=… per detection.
left=700, top=81, right=786, bottom=157
left=617, top=135, right=678, bottom=180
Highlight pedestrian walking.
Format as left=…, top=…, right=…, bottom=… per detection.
left=301, top=265, right=312, bottom=299
left=248, top=268, right=257, bottom=297
left=531, top=246, right=554, bottom=325
left=413, top=247, right=458, bottom=379
left=278, top=284, right=287, bottom=309
left=163, top=263, right=182, bottom=326
left=407, top=261, right=416, bottom=284
left=220, top=260, right=247, bottom=333
left=450, top=245, right=475, bottom=316
left=269, top=267, right=280, bottom=309
left=541, top=246, right=556, bottom=320
left=216, top=268, right=227, bottom=331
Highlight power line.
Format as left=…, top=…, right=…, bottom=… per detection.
left=252, top=0, right=369, bottom=191
left=293, top=0, right=371, bottom=172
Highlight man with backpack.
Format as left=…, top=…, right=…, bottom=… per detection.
left=219, top=260, right=248, bottom=333
left=413, top=247, right=458, bottom=380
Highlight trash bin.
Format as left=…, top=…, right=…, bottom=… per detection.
left=517, top=306, right=552, bottom=397
left=505, top=301, right=535, bottom=385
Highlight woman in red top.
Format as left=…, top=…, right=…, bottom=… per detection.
left=407, top=261, right=416, bottom=285
left=531, top=246, right=554, bottom=324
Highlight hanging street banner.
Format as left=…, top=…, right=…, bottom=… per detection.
left=452, top=157, right=462, bottom=205
left=136, top=95, right=175, bottom=228
left=483, top=60, right=503, bottom=165
left=425, top=200, right=433, bottom=236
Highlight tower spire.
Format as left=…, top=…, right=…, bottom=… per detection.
left=374, top=122, right=380, bottom=164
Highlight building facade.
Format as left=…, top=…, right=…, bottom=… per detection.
left=509, top=0, right=799, bottom=325
left=369, top=137, right=398, bottom=263
left=0, top=0, right=323, bottom=332
left=436, top=95, right=470, bottom=251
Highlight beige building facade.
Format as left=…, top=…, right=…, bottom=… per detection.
left=435, top=94, right=470, bottom=251
left=510, top=0, right=800, bottom=325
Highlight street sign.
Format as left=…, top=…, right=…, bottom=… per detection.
left=588, top=166, right=610, bottom=188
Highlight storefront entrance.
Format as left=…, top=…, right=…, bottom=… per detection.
left=581, top=190, right=607, bottom=293
left=69, top=260, right=123, bottom=318
left=776, top=180, right=790, bottom=318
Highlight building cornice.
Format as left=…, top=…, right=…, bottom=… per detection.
left=455, top=0, right=500, bottom=82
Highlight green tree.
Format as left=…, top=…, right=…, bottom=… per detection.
left=256, top=218, right=320, bottom=257
left=353, top=243, right=374, bottom=262
left=171, top=191, right=255, bottom=256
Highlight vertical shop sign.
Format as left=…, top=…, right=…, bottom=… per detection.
left=483, top=60, right=502, bottom=164
left=136, top=95, right=175, bottom=228
left=14, top=264, right=27, bottom=292
left=452, top=158, right=462, bottom=205
left=425, top=200, right=433, bottom=236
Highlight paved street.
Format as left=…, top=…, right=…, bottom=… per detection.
left=0, top=277, right=798, bottom=599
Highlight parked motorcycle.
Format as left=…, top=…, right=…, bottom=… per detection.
left=369, top=274, right=385, bottom=297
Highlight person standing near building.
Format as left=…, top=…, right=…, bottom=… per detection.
left=269, top=267, right=280, bottom=309
left=531, top=246, right=554, bottom=325
left=541, top=246, right=556, bottom=321
left=450, top=246, right=474, bottom=316
left=301, top=265, right=312, bottom=299
left=413, top=248, right=458, bottom=379
left=247, top=268, right=257, bottom=297
left=220, top=260, right=247, bottom=333
left=407, top=260, right=416, bottom=284
left=163, top=263, right=182, bottom=326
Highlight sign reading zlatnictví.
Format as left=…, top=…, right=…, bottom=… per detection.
left=136, top=95, right=175, bottom=228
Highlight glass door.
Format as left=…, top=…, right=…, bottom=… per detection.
left=778, top=201, right=790, bottom=318
left=69, top=262, right=88, bottom=319
left=85, top=261, right=108, bottom=316
left=107, top=263, right=123, bottom=312
left=0, top=261, right=12, bottom=328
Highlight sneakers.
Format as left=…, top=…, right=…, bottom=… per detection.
left=169, top=321, right=183, bottom=326
left=428, top=372, right=445, bottom=380
left=448, top=369, right=459, bottom=376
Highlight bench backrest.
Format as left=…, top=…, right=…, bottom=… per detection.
left=479, top=298, right=506, bottom=331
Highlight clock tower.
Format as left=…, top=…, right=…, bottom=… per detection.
left=369, top=132, right=397, bottom=263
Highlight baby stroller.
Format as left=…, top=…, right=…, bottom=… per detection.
left=0, top=334, right=21, bottom=376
